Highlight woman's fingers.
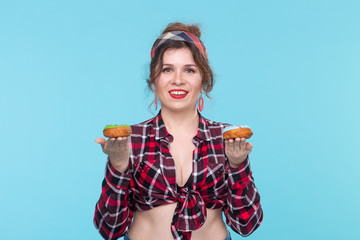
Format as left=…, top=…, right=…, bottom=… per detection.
left=245, top=142, right=253, bottom=152
left=226, top=139, right=234, bottom=151
left=95, top=137, right=106, bottom=150
left=114, top=137, right=122, bottom=149
left=234, top=138, right=241, bottom=152
left=95, top=137, right=106, bottom=145
left=239, top=138, right=246, bottom=151
left=108, top=138, right=116, bottom=148
left=224, top=140, right=229, bottom=152
left=101, top=138, right=114, bottom=153
left=226, top=138, right=252, bottom=153
left=115, top=137, right=129, bottom=149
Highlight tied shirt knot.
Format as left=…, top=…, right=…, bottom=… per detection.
left=173, top=186, right=206, bottom=232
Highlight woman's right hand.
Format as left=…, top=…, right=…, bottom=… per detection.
left=95, top=137, right=130, bottom=172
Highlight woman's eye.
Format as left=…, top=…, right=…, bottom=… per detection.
left=162, top=67, right=171, bottom=72
left=186, top=68, right=195, bottom=73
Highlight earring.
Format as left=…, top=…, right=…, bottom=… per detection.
left=198, top=94, right=204, bottom=112
left=155, top=95, right=158, bottom=111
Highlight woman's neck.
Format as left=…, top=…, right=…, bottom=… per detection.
left=160, top=107, right=199, bottom=135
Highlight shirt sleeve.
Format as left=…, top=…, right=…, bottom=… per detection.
left=223, top=156, right=263, bottom=236
left=93, top=157, right=133, bottom=240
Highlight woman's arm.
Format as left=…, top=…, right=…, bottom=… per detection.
left=94, top=159, right=133, bottom=240
left=223, top=156, right=263, bottom=236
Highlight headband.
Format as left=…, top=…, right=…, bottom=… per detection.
left=150, top=30, right=208, bottom=59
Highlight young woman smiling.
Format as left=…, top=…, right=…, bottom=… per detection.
left=94, top=22, right=263, bottom=240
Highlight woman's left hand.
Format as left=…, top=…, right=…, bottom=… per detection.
left=224, top=138, right=253, bottom=168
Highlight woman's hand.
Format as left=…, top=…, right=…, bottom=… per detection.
left=95, top=137, right=130, bottom=172
left=224, top=138, right=253, bottom=168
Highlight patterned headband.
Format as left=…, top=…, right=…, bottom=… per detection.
left=150, top=30, right=208, bottom=59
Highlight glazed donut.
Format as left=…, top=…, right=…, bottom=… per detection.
left=223, top=125, right=253, bottom=140
left=103, top=125, right=132, bottom=138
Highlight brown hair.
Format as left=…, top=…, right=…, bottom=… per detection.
left=147, top=22, right=214, bottom=101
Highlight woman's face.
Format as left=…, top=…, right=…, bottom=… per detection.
left=154, top=47, right=202, bottom=113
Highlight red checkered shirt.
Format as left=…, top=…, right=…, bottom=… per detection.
left=94, top=112, right=263, bottom=240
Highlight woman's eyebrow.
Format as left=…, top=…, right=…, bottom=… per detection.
left=163, top=63, right=198, bottom=67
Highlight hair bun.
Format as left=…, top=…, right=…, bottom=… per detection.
left=163, top=22, right=202, bottom=39
left=187, top=25, right=201, bottom=38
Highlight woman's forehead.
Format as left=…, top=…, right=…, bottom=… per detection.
left=162, top=48, right=196, bottom=64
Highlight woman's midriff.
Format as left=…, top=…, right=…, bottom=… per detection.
left=127, top=203, right=228, bottom=240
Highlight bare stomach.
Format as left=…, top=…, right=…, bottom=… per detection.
left=127, top=203, right=228, bottom=240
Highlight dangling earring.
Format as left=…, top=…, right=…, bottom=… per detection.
left=198, top=94, right=204, bottom=112
left=155, top=95, right=158, bottom=111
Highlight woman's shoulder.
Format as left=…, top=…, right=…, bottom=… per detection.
left=130, top=117, right=154, bottom=136
left=201, top=115, right=232, bottom=129
left=200, top=115, right=233, bottom=139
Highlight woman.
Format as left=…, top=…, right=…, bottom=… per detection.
left=94, top=22, right=263, bottom=240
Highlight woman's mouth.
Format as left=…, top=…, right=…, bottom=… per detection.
left=169, top=90, right=188, bottom=99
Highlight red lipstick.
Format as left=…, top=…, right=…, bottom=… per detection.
left=169, top=89, right=188, bottom=99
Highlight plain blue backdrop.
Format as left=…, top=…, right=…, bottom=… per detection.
left=1, top=0, right=359, bottom=239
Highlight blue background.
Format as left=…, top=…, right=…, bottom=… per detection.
left=1, top=0, right=359, bottom=239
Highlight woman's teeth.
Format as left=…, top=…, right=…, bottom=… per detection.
left=170, top=91, right=187, bottom=95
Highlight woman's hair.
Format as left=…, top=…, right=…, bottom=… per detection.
left=147, top=22, right=214, bottom=100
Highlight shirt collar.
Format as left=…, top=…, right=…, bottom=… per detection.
left=152, top=110, right=211, bottom=141
left=153, top=111, right=169, bottom=141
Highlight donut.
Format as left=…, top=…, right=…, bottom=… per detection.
left=103, top=125, right=132, bottom=138
left=223, top=125, right=253, bottom=140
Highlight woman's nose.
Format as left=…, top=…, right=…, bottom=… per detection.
left=172, top=71, right=185, bottom=85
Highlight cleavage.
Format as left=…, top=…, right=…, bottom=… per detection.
left=169, top=138, right=195, bottom=187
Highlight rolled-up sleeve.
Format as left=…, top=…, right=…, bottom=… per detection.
left=223, top=156, right=263, bottom=236
left=93, top=158, right=133, bottom=240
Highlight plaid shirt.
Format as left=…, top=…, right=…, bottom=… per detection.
left=94, top=112, right=263, bottom=240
